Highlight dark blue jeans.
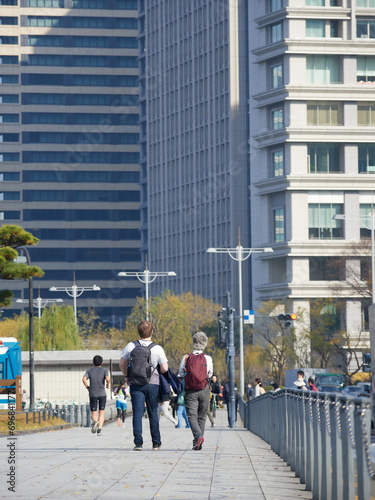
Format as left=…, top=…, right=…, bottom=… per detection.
left=130, top=383, right=161, bottom=446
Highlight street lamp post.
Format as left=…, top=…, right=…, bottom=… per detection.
left=16, top=246, right=35, bottom=409
left=17, top=292, right=63, bottom=319
left=118, top=266, right=176, bottom=320
left=207, top=243, right=273, bottom=396
left=49, top=276, right=100, bottom=323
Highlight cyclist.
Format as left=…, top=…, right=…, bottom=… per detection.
left=210, top=375, right=221, bottom=418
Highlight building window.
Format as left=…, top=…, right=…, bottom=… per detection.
left=271, top=148, right=284, bottom=177
left=308, top=144, right=341, bottom=173
left=269, top=257, right=287, bottom=283
left=357, top=0, right=375, bottom=6
left=358, top=144, right=375, bottom=173
left=330, top=21, right=340, bottom=38
left=306, top=55, right=340, bottom=84
left=0, top=17, right=17, bottom=25
left=0, top=94, right=18, bottom=103
left=0, top=56, right=18, bottom=65
left=270, top=22, right=283, bottom=43
left=357, top=20, right=375, bottom=39
left=309, top=257, right=344, bottom=280
left=306, top=20, right=325, bottom=38
left=273, top=207, right=285, bottom=242
left=0, top=211, right=20, bottom=220
left=308, top=203, right=343, bottom=239
left=358, top=102, right=375, bottom=125
left=0, top=191, right=19, bottom=200
left=307, top=102, right=342, bottom=126
left=306, top=0, right=324, bottom=5
left=360, top=204, right=374, bottom=238
left=271, top=106, right=283, bottom=130
left=361, top=299, right=371, bottom=331
left=0, top=114, right=18, bottom=123
left=310, top=301, right=344, bottom=335
left=357, top=56, right=375, bottom=83
left=0, top=37, right=17, bottom=45
left=27, top=0, right=62, bottom=6
left=270, top=61, right=283, bottom=89
left=270, top=0, right=282, bottom=11
left=0, top=133, right=18, bottom=142
left=0, top=153, right=19, bottom=162
left=0, top=75, right=18, bottom=84
left=0, top=172, right=19, bottom=181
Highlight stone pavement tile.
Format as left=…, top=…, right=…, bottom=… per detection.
left=0, top=408, right=312, bottom=500
left=262, top=486, right=313, bottom=500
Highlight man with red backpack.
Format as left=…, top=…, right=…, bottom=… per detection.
left=178, top=331, right=213, bottom=451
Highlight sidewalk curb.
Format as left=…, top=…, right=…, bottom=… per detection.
left=0, top=423, right=80, bottom=436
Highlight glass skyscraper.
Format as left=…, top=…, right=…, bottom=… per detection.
left=0, top=0, right=141, bottom=322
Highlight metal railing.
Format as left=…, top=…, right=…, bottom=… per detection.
left=239, top=389, right=373, bottom=500
left=25, top=404, right=92, bottom=427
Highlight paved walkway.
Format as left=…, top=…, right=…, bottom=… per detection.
left=0, top=409, right=312, bottom=500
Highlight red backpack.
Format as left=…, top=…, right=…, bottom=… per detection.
left=184, top=353, right=208, bottom=391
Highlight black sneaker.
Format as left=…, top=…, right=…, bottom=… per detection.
left=133, top=444, right=143, bottom=451
left=91, top=421, right=98, bottom=434
left=97, top=428, right=102, bottom=436
left=152, top=442, right=161, bottom=451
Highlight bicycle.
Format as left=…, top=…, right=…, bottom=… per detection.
left=211, top=394, right=218, bottom=418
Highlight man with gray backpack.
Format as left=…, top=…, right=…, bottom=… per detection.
left=119, top=321, right=168, bottom=451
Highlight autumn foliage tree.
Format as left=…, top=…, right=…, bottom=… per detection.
left=122, top=291, right=221, bottom=372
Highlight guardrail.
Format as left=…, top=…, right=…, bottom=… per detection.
left=239, top=389, right=373, bottom=500
left=25, top=399, right=119, bottom=428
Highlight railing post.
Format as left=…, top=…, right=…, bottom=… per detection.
left=280, top=391, right=288, bottom=461
left=340, top=396, right=355, bottom=500
left=86, top=404, right=91, bottom=427
left=354, top=399, right=373, bottom=500
left=321, top=395, right=332, bottom=500
left=312, top=393, right=322, bottom=500
left=330, top=395, right=343, bottom=500
left=305, top=394, right=313, bottom=492
left=300, top=392, right=307, bottom=485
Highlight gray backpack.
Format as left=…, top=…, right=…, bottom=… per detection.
left=127, top=340, right=156, bottom=386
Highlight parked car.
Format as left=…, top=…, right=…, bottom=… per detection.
left=356, top=382, right=371, bottom=395
left=342, top=385, right=370, bottom=397
left=314, top=373, right=345, bottom=391
left=316, top=385, right=342, bottom=394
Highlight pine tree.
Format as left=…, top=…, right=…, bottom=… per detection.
left=0, top=225, right=44, bottom=307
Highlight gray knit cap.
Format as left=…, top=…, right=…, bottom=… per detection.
left=192, top=331, right=208, bottom=350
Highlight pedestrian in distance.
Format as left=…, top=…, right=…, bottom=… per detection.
left=114, top=379, right=128, bottom=428
left=159, top=387, right=178, bottom=426
left=271, top=382, right=281, bottom=392
left=254, top=378, right=262, bottom=397
left=178, top=331, right=213, bottom=450
left=210, top=374, right=221, bottom=417
left=175, top=375, right=190, bottom=429
left=206, top=389, right=215, bottom=428
left=294, top=370, right=308, bottom=391
left=308, top=377, right=318, bottom=392
left=259, top=382, right=266, bottom=395
left=247, top=383, right=255, bottom=401
left=119, top=320, right=168, bottom=451
left=82, top=355, right=110, bottom=437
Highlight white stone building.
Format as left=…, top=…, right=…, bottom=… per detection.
left=249, top=0, right=375, bottom=365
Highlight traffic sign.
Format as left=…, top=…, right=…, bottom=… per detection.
left=244, top=309, right=254, bottom=324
